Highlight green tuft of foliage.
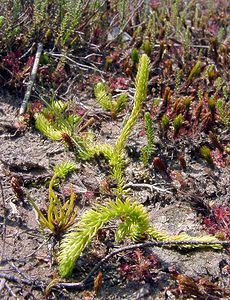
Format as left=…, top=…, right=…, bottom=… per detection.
left=115, top=54, right=150, bottom=154
left=184, top=97, right=192, bottom=111
left=200, top=146, right=213, bottom=165
left=217, top=99, right=229, bottom=127
left=173, top=113, right=184, bottom=135
left=0, top=16, right=4, bottom=28
left=161, top=114, right=170, bottom=135
left=141, top=112, right=155, bottom=165
left=142, top=40, right=152, bottom=57
left=29, top=161, right=78, bottom=235
left=94, top=82, right=127, bottom=118
left=131, top=48, right=139, bottom=64
left=35, top=113, right=64, bottom=140
left=34, top=99, right=88, bottom=154
left=94, top=82, right=113, bottom=111
left=188, top=60, right=202, bottom=82
left=208, top=97, right=216, bottom=114
left=53, top=161, right=78, bottom=180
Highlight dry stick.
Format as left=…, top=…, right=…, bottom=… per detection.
left=4, top=282, right=18, bottom=300
left=0, top=178, right=6, bottom=262
left=23, top=239, right=49, bottom=259
left=47, top=52, right=106, bottom=74
left=124, top=181, right=173, bottom=194
left=0, top=130, right=21, bottom=139
left=19, top=43, right=43, bottom=115
left=0, top=279, right=6, bottom=295
left=10, top=262, right=31, bottom=281
left=0, top=274, right=44, bottom=289
left=19, top=43, right=35, bottom=60
left=153, top=43, right=210, bottom=49
left=56, top=240, right=230, bottom=290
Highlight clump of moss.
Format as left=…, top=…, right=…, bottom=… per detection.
left=200, top=146, right=214, bottom=165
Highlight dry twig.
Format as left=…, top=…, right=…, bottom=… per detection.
left=0, top=178, right=6, bottom=262
left=47, top=52, right=106, bottom=74
left=125, top=181, right=173, bottom=194
left=19, top=43, right=43, bottom=115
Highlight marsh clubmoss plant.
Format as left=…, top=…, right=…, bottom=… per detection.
left=94, top=82, right=127, bottom=118
left=0, top=16, right=4, bottom=28
left=208, top=97, right=216, bottom=114
left=148, top=228, right=222, bottom=250
left=59, top=198, right=223, bottom=278
left=188, top=60, right=202, bottom=82
left=29, top=161, right=78, bottom=235
left=142, top=40, right=152, bottom=57
left=35, top=55, right=149, bottom=196
left=183, top=27, right=191, bottom=59
left=58, top=198, right=149, bottom=277
left=116, top=93, right=127, bottom=114
left=131, top=48, right=139, bottom=64
left=35, top=100, right=74, bottom=139
left=163, top=86, right=172, bottom=103
left=184, top=97, right=192, bottom=112
left=141, top=112, right=155, bottom=165
left=206, top=64, right=218, bottom=83
left=35, top=113, right=64, bottom=140
left=115, top=54, right=150, bottom=154
left=222, top=85, right=228, bottom=100
left=214, top=77, right=223, bottom=94
left=81, top=142, right=126, bottom=194
left=149, top=11, right=157, bottom=46
left=173, top=113, right=184, bottom=135
left=35, top=99, right=88, bottom=154
left=89, top=54, right=150, bottom=194
left=217, top=99, right=229, bottom=127
left=94, top=82, right=113, bottom=111
left=200, top=145, right=214, bottom=165
left=194, top=3, right=200, bottom=30
left=161, top=114, right=170, bottom=135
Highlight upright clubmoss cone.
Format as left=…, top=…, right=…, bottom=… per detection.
left=115, top=54, right=150, bottom=153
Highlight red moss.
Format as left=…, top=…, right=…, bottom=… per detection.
left=203, top=206, right=230, bottom=240
left=119, top=249, right=160, bottom=281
